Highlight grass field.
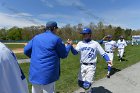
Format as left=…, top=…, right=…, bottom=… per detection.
left=19, top=45, right=140, bottom=93
left=5, top=44, right=25, bottom=50
left=15, top=53, right=28, bottom=59
left=4, top=44, right=29, bottom=59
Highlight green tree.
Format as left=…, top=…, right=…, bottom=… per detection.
left=114, top=27, right=123, bottom=40
left=7, top=27, right=22, bottom=40
left=124, top=29, right=132, bottom=40
left=0, top=28, right=7, bottom=40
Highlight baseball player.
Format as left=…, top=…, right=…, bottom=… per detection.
left=117, top=36, right=127, bottom=62
left=0, top=42, right=29, bottom=93
left=69, top=28, right=112, bottom=93
left=100, top=35, right=117, bottom=78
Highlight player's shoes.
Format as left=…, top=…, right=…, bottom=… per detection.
left=84, top=87, right=92, bottom=93
left=107, top=74, right=110, bottom=78
left=84, top=89, right=92, bottom=93
left=119, top=58, right=123, bottom=62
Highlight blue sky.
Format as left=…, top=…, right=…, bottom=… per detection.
left=0, top=0, right=140, bottom=30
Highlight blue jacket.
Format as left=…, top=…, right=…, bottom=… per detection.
left=24, top=30, right=71, bottom=85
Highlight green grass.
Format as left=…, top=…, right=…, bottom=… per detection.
left=19, top=45, right=140, bottom=93
left=15, top=53, right=29, bottom=59
left=4, top=44, right=28, bottom=59
left=5, top=44, right=25, bottom=49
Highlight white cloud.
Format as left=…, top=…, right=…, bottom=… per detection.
left=39, top=0, right=84, bottom=8
left=39, top=12, right=101, bottom=27
left=6, top=12, right=33, bottom=18
left=39, top=13, right=72, bottom=19
left=39, top=8, right=140, bottom=29
left=0, top=12, right=43, bottom=28
left=14, top=13, right=32, bottom=17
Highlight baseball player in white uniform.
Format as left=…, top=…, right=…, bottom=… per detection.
left=100, top=35, right=117, bottom=78
left=117, top=36, right=127, bottom=61
left=0, top=42, right=29, bottom=93
left=69, top=28, right=112, bottom=93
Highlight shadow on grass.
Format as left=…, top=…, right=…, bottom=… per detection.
left=121, top=58, right=128, bottom=61
left=105, top=67, right=121, bottom=76
left=110, top=67, right=121, bottom=75
left=91, top=86, right=112, bottom=93
left=78, top=86, right=112, bottom=93
left=118, top=58, right=128, bottom=62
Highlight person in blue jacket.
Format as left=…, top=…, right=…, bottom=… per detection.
left=24, top=21, right=72, bottom=93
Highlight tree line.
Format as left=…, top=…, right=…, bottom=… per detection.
left=0, top=22, right=140, bottom=42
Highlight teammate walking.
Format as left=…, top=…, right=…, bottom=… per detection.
left=69, top=28, right=112, bottom=93
left=100, top=35, right=117, bottom=78
left=0, top=42, right=29, bottom=93
left=24, top=21, right=72, bottom=93
left=117, top=36, right=127, bottom=61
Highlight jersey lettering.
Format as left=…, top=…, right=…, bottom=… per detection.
left=88, top=48, right=95, bottom=58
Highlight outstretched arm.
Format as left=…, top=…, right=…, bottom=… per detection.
left=97, top=42, right=112, bottom=65
left=99, top=36, right=106, bottom=44
left=56, top=38, right=71, bottom=59
left=102, top=53, right=112, bottom=65
left=71, top=45, right=78, bottom=55
left=67, top=39, right=79, bottom=55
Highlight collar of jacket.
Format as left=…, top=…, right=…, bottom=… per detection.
left=45, top=30, right=55, bottom=34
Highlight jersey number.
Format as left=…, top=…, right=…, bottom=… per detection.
left=88, top=50, right=95, bottom=58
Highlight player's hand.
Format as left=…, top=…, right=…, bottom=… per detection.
left=103, top=36, right=107, bottom=40
left=67, top=39, right=73, bottom=45
left=108, top=61, right=113, bottom=66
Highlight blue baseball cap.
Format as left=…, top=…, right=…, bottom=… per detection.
left=46, top=21, right=58, bottom=28
left=120, top=36, right=124, bottom=39
left=80, top=27, right=92, bottom=34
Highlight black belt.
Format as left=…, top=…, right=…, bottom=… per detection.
left=106, top=51, right=113, bottom=53
left=82, top=63, right=94, bottom=65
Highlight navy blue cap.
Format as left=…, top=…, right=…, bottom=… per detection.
left=80, top=27, right=92, bottom=34
left=46, top=21, right=58, bottom=28
left=120, top=36, right=124, bottom=39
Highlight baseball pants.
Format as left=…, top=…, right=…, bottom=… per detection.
left=78, top=64, right=96, bottom=83
left=32, top=82, right=55, bottom=93
left=118, top=48, right=124, bottom=58
left=106, top=52, right=114, bottom=66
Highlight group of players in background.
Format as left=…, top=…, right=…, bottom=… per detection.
left=99, top=34, right=127, bottom=78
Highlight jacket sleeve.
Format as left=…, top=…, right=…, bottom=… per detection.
left=56, top=38, right=71, bottom=59
left=99, top=39, right=104, bottom=44
left=71, top=46, right=78, bottom=55
left=24, top=39, right=33, bottom=58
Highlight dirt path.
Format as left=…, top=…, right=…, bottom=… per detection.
left=12, top=48, right=24, bottom=53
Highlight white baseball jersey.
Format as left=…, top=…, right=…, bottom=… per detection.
left=0, top=42, right=29, bottom=93
left=75, top=40, right=106, bottom=63
left=117, top=39, right=127, bottom=49
left=103, top=40, right=117, bottom=52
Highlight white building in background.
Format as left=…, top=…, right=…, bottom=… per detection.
left=132, top=35, right=140, bottom=45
